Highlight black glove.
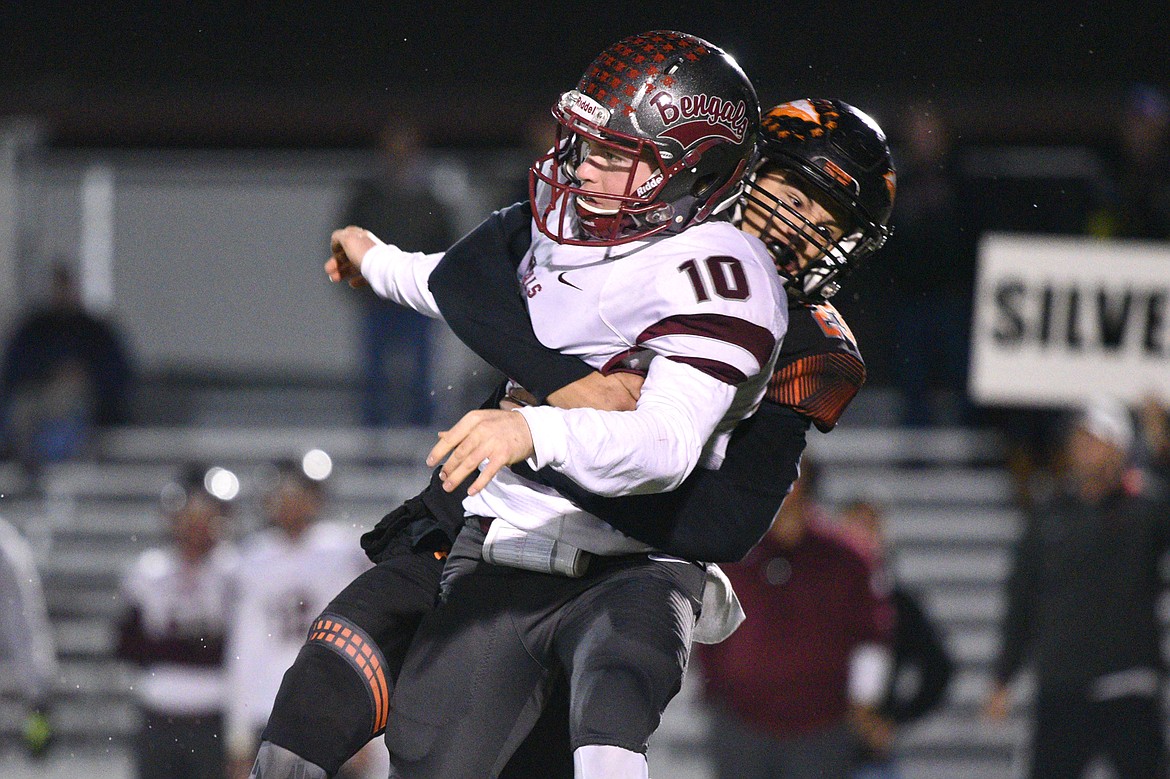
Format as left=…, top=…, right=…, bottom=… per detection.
left=359, top=493, right=446, bottom=564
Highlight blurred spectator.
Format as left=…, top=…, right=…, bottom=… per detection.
left=1137, top=395, right=1170, bottom=483
left=224, top=459, right=371, bottom=779
left=499, top=109, right=558, bottom=209
left=339, top=117, right=458, bottom=428
left=0, top=260, right=134, bottom=474
left=1086, top=84, right=1170, bottom=240
left=0, top=514, right=59, bottom=759
left=983, top=398, right=1170, bottom=778
left=998, top=86, right=1170, bottom=508
left=115, top=466, right=237, bottom=779
left=695, top=461, right=894, bottom=779
left=837, top=498, right=954, bottom=779
left=880, top=107, right=980, bottom=427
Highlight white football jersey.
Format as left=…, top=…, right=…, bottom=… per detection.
left=118, top=543, right=239, bottom=715
left=224, top=522, right=370, bottom=755
left=461, top=175, right=787, bottom=555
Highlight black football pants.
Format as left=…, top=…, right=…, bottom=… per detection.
left=384, top=523, right=706, bottom=778
left=261, top=546, right=574, bottom=778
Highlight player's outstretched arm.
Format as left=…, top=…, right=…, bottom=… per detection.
left=325, top=226, right=445, bottom=317
left=325, top=202, right=607, bottom=407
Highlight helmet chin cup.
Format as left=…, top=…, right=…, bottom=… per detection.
left=575, top=197, right=620, bottom=217
left=800, top=264, right=841, bottom=300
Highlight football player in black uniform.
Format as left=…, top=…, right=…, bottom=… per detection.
left=249, top=98, right=894, bottom=779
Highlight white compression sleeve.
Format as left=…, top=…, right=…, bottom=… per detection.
left=517, top=356, right=736, bottom=496
left=358, top=244, right=445, bottom=318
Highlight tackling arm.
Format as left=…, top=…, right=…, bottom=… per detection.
left=518, top=401, right=809, bottom=561
left=427, top=210, right=810, bottom=560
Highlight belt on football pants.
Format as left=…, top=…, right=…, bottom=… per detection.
left=473, top=516, right=591, bottom=577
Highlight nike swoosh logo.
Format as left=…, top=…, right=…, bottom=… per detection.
left=557, top=272, right=582, bottom=291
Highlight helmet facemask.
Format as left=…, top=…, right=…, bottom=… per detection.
left=743, top=98, right=896, bottom=302
left=740, top=163, right=887, bottom=302
left=530, top=90, right=675, bottom=246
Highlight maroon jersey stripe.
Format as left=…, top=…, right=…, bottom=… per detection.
left=667, top=355, right=748, bottom=384
left=637, top=313, right=777, bottom=368
left=600, top=346, right=643, bottom=375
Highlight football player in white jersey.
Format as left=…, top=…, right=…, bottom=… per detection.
left=328, top=31, right=780, bottom=779
left=251, top=96, right=895, bottom=779
left=116, top=467, right=236, bottom=779
left=225, top=460, right=371, bottom=776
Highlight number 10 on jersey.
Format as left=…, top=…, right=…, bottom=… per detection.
left=679, top=256, right=750, bottom=302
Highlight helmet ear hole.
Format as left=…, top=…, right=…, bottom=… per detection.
left=691, top=172, right=723, bottom=199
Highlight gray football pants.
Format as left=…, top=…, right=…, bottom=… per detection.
left=384, top=523, right=706, bottom=778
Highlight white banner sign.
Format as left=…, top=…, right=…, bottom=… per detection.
left=970, top=233, right=1170, bottom=408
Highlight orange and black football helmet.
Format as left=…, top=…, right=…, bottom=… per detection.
left=744, top=98, right=896, bottom=301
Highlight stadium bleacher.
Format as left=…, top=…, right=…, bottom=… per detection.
left=1, top=388, right=1038, bottom=779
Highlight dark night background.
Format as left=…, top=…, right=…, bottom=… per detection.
left=3, top=1, right=1168, bottom=149
left=0, top=13, right=1166, bottom=776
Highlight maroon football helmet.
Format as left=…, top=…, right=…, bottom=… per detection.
left=530, top=31, right=760, bottom=246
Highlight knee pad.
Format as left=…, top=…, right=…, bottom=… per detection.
left=573, top=744, right=648, bottom=779
left=263, top=615, right=390, bottom=776
left=565, top=569, right=698, bottom=753
left=250, top=741, right=328, bottom=779
left=262, top=555, right=444, bottom=775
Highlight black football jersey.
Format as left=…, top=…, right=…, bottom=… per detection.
left=766, top=299, right=865, bottom=433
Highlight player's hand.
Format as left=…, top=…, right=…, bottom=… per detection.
left=547, top=370, right=645, bottom=411
left=325, top=225, right=380, bottom=288
left=427, top=409, right=535, bottom=496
